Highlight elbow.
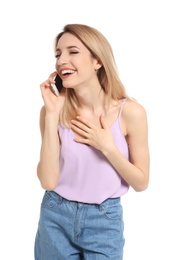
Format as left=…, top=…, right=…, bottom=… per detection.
left=133, top=182, right=149, bottom=192
left=37, top=165, right=59, bottom=191
left=132, top=169, right=150, bottom=192
left=40, top=181, right=58, bottom=191
left=38, top=174, right=59, bottom=190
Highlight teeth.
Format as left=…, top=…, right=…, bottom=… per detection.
left=61, top=70, right=75, bottom=75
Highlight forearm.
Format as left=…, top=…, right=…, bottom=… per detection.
left=102, top=145, right=149, bottom=192
left=37, top=114, right=60, bottom=190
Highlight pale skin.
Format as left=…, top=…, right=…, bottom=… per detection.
left=37, top=32, right=150, bottom=192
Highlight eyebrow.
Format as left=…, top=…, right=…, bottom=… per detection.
left=55, top=45, right=80, bottom=52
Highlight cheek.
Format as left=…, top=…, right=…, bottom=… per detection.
left=79, top=59, right=95, bottom=73
left=78, top=68, right=92, bottom=81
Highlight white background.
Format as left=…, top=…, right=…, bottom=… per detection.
left=0, top=0, right=172, bottom=259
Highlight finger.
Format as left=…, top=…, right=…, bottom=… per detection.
left=75, top=116, right=95, bottom=129
left=71, top=120, right=89, bottom=133
left=40, top=80, right=56, bottom=96
left=49, top=71, right=58, bottom=83
left=40, top=81, right=50, bottom=88
left=73, top=136, right=89, bottom=145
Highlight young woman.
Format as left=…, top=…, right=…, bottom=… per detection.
left=34, top=24, right=150, bottom=260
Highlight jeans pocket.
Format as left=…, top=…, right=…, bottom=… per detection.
left=41, top=191, right=62, bottom=208
left=102, top=203, right=123, bottom=220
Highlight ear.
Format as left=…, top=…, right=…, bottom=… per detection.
left=94, top=59, right=102, bottom=70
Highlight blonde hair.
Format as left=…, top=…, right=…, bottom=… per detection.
left=54, top=24, right=128, bottom=125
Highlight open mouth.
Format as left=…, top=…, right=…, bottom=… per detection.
left=61, top=70, right=75, bottom=77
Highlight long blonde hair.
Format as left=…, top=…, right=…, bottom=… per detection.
left=54, top=24, right=128, bottom=125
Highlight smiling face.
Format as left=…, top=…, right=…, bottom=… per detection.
left=55, top=33, right=101, bottom=90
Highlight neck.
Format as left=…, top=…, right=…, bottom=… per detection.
left=77, top=88, right=108, bottom=112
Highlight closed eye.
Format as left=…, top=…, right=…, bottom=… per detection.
left=55, top=54, right=60, bottom=59
left=69, top=51, right=79, bottom=55
left=55, top=52, right=78, bottom=59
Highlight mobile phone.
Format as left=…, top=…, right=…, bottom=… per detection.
left=51, top=74, right=63, bottom=95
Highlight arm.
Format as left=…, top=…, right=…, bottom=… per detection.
left=70, top=100, right=150, bottom=192
left=103, top=101, right=150, bottom=191
left=37, top=106, right=61, bottom=190
left=37, top=72, right=65, bottom=190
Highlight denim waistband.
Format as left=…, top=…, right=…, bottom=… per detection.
left=45, top=190, right=120, bottom=209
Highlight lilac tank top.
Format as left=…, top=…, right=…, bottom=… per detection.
left=54, top=99, right=129, bottom=204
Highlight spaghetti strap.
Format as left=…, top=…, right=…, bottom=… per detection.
left=118, top=98, right=127, bottom=119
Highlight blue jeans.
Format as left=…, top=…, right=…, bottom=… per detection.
left=34, top=191, right=125, bottom=259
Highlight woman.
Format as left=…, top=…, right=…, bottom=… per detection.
left=34, top=24, right=150, bottom=259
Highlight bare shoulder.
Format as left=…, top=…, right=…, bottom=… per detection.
left=121, top=98, right=148, bottom=136
left=122, top=98, right=147, bottom=122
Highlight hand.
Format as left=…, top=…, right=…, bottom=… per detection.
left=40, top=71, right=66, bottom=113
left=70, top=115, right=115, bottom=152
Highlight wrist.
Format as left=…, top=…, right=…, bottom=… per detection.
left=45, top=112, right=60, bottom=124
left=102, top=143, right=117, bottom=157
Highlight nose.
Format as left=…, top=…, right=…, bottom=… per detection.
left=56, top=53, right=68, bottom=65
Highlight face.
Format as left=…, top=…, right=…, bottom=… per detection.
left=55, top=33, right=101, bottom=90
